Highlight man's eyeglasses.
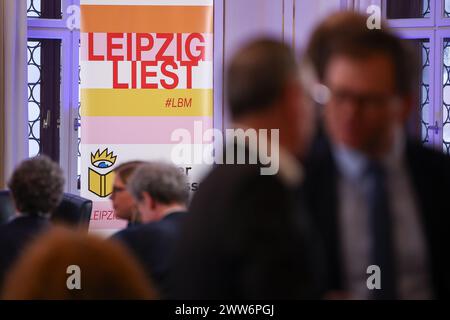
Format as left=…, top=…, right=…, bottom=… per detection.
left=309, top=84, right=400, bottom=109
left=112, top=186, right=126, bottom=194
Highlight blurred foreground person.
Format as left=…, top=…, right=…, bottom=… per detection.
left=169, top=38, right=324, bottom=299
left=0, top=156, right=64, bottom=288
left=304, top=12, right=450, bottom=299
left=2, top=228, right=156, bottom=299
left=112, top=161, right=188, bottom=297
left=110, top=161, right=145, bottom=227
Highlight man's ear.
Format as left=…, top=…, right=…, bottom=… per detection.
left=142, top=192, right=156, bottom=210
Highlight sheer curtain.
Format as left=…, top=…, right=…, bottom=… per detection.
left=0, top=0, right=28, bottom=188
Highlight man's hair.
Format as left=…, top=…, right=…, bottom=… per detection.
left=226, top=38, right=298, bottom=119
left=8, top=155, right=64, bottom=216
left=305, top=12, right=419, bottom=95
left=128, top=161, right=189, bottom=206
left=113, top=161, right=146, bottom=185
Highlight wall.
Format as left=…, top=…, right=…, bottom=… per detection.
left=215, top=0, right=343, bottom=130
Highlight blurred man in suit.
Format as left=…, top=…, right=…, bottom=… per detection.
left=304, top=12, right=450, bottom=299
left=0, top=156, right=64, bottom=288
left=112, top=161, right=188, bottom=297
left=169, top=39, right=324, bottom=299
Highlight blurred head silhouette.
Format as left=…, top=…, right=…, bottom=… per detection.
left=305, top=12, right=419, bottom=157
left=110, top=161, right=145, bottom=224
left=226, top=38, right=315, bottom=158
left=2, top=228, right=156, bottom=299
left=8, top=155, right=64, bottom=218
left=128, top=161, right=189, bottom=223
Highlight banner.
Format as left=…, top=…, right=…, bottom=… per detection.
left=80, top=0, right=214, bottom=235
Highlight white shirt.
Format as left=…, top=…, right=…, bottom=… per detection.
left=333, top=130, right=433, bottom=299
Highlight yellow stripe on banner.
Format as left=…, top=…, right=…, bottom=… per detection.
left=81, top=89, right=213, bottom=117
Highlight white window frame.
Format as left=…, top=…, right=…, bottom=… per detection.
left=382, top=0, right=450, bottom=150
left=27, top=0, right=80, bottom=193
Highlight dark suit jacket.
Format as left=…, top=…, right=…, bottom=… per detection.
left=0, top=215, right=51, bottom=289
left=303, top=137, right=450, bottom=298
left=169, top=161, right=325, bottom=299
left=112, top=211, right=186, bottom=297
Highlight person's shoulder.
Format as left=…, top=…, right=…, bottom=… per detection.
left=110, top=225, right=138, bottom=243
left=202, top=163, right=261, bottom=187
left=0, top=221, right=12, bottom=241
left=0, top=217, right=48, bottom=250
left=141, top=212, right=187, bottom=234
left=407, top=141, right=450, bottom=168
left=0, top=217, right=33, bottom=234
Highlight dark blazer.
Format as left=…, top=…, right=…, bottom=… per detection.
left=0, top=215, right=51, bottom=288
left=303, top=137, right=450, bottom=298
left=169, top=161, right=325, bottom=299
left=112, top=211, right=186, bottom=297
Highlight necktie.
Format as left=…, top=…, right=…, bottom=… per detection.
left=365, top=160, right=397, bottom=299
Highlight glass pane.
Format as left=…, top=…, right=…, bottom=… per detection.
left=420, top=40, right=431, bottom=144
left=27, top=0, right=62, bottom=19
left=27, top=0, right=41, bottom=18
left=405, top=39, right=431, bottom=144
left=445, top=0, right=450, bottom=18
left=386, top=0, right=431, bottom=19
left=443, top=38, right=450, bottom=154
left=27, top=40, right=42, bottom=157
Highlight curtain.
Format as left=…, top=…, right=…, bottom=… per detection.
left=0, top=0, right=28, bottom=189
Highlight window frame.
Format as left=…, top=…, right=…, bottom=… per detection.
left=382, top=0, right=436, bottom=28
left=383, top=0, right=450, bottom=151
left=394, top=29, right=437, bottom=146
left=436, top=0, right=450, bottom=26
left=27, top=0, right=80, bottom=193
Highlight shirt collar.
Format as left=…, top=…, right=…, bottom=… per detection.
left=333, top=127, right=406, bottom=180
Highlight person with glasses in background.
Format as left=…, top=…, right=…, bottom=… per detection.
left=111, top=161, right=189, bottom=298
left=110, top=161, right=145, bottom=227
left=303, top=12, right=450, bottom=299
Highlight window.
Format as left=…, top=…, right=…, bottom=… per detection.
left=27, top=0, right=41, bottom=18
left=383, top=0, right=450, bottom=153
left=27, top=40, right=41, bottom=157
left=402, top=38, right=432, bottom=144
left=27, top=0, right=80, bottom=192
left=442, top=37, right=450, bottom=152
left=386, top=0, right=431, bottom=19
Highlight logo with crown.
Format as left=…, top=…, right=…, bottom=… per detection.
left=88, top=148, right=117, bottom=197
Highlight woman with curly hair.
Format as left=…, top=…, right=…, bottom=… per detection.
left=0, top=155, right=64, bottom=288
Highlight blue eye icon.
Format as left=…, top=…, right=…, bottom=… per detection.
left=90, top=149, right=117, bottom=169
left=93, top=160, right=114, bottom=169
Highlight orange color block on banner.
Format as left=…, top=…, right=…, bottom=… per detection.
left=81, top=5, right=213, bottom=33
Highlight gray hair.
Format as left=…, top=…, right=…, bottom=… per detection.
left=8, top=155, right=65, bottom=217
left=128, top=161, right=189, bottom=206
